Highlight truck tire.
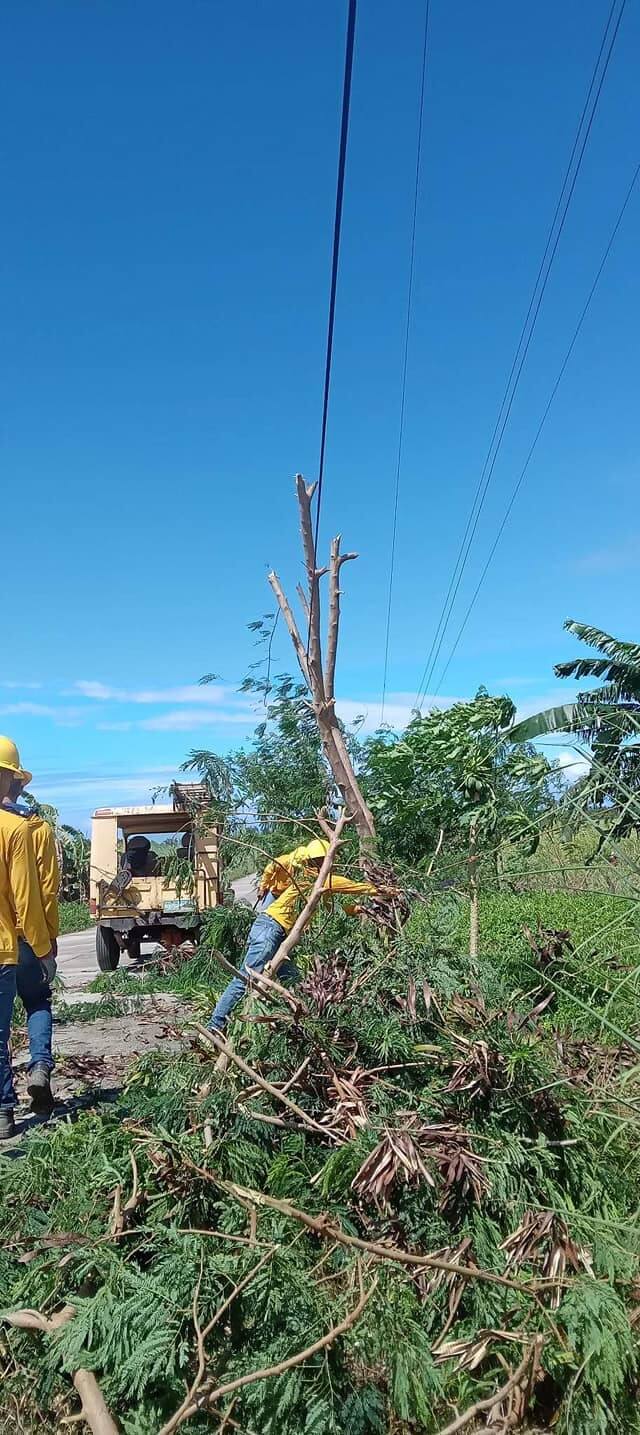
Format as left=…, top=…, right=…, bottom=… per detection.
left=97, top=925, right=120, bottom=972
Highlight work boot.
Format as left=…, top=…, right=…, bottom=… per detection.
left=27, top=1064, right=54, bottom=1113
left=0, top=1109, right=16, bottom=1141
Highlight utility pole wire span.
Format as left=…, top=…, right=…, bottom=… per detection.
left=308, top=0, right=358, bottom=656
left=415, top=0, right=627, bottom=708
left=435, top=159, right=640, bottom=692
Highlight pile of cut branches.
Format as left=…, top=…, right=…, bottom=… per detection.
left=2, top=911, right=640, bottom=1435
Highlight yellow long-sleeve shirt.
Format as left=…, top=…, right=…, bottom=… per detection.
left=267, top=874, right=377, bottom=934
left=29, top=816, right=60, bottom=943
left=0, top=808, right=51, bottom=962
left=258, top=844, right=314, bottom=898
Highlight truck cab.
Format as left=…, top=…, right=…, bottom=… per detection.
left=89, top=784, right=221, bottom=970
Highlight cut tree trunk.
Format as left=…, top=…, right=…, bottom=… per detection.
left=268, top=475, right=376, bottom=853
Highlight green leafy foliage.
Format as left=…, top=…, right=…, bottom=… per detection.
left=59, top=901, right=92, bottom=933
left=511, top=619, right=640, bottom=853
left=363, top=690, right=558, bottom=869
left=3, top=893, right=640, bottom=1432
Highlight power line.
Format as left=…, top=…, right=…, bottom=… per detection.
left=434, top=159, right=640, bottom=693
left=414, top=0, right=627, bottom=707
left=380, top=0, right=432, bottom=723
left=308, top=0, right=358, bottom=653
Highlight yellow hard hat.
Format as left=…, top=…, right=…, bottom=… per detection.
left=0, top=735, right=25, bottom=776
left=305, top=838, right=330, bottom=861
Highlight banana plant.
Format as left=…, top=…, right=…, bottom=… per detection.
left=509, top=620, right=640, bottom=851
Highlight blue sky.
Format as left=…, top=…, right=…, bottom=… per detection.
left=1, top=0, right=637, bottom=827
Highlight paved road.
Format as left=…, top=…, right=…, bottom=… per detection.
left=57, top=873, right=259, bottom=991
left=232, top=872, right=259, bottom=906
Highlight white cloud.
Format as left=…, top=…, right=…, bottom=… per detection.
left=551, top=747, right=591, bottom=785
left=336, top=692, right=455, bottom=734
left=70, top=679, right=257, bottom=735
left=0, top=702, right=58, bottom=717
left=513, top=688, right=578, bottom=723
left=1, top=680, right=42, bottom=690
left=140, top=707, right=252, bottom=732
left=35, top=766, right=183, bottom=829
left=334, top=689, right=583, bottom=737
left=0, top=702, right=85, bottom=725
left=37, top=764, right=175, bottom=792
left=74, top=680, right=230, bottom=705
left=572, top=537, right=639, bottom=575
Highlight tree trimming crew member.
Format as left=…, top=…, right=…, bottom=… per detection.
left=208, top=843, right=383, bottom=1033
left=257, top=838, right=330, bottom=907
left=0, top=736, right=55, bottom=1141
left=1, top=754, right=60, bottom=1114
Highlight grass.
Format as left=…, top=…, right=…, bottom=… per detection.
left=59, top=901, right=92, bottom=933
left=54, top=995, right=145, bottom=1024
left=410, top=890, right=640, bottom=1043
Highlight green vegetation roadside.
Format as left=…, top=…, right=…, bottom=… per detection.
left=58, top=901, right=92, bottom=934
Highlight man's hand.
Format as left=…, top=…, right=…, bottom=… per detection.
left=40, top=952, right=57, bottom=984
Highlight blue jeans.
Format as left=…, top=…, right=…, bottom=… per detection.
left=208, top=914, right=297, bottom=1032
left=0, top=941, right=54, bottom=1110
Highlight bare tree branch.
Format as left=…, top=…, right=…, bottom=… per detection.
left=1, top=1306, right=119, bottom=1435
left=434, top=1337, right=543, bottom=1435
left=325, top=537, right=357, bottom=701
left=193, top=1024, right=342, bottom=1144
left=205, top=1270, right=376, bottom=1410
left=267, top=571, right=312, bottom=689
left=296, top=582, right=310, bottom=621
left=296, top=473, right=325, bottom=694
left=207, top=943, right=308, bottom=1018
left=158, top=1247, right=276, bottom=1435
left=177, top=1165, right=563, bottom=1298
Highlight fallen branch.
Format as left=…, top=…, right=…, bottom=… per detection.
left=177, top=1159, right=561, bottom=1298
left=184, top=1266, right=377, bottom=1422
left=193, top=1024, right=343, bottom=1145
left=208, top=944, right=307, bottom=1017
left=434, top=1336, right=544, bottom=1435
left=1, top=1306, right=119, bottom=1435
left=158, top=1246, right=277, bottom=1435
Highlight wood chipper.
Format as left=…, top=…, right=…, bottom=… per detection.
left=89, top=783, right=222, bottom=970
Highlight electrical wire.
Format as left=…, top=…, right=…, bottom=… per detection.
left=308, top=0, right=358, bottom=653
left=414, top=0, right=627, bottom=707
left=433, top=159, right=640, bottom=693
left=380, top=0, right=432, bottom=723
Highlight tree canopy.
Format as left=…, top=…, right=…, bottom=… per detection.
left=363, top=691, right=556, bottom=871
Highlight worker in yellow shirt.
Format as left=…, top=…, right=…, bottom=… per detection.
left=0, top=737, right=54, bottom=1140
left=208, top=839, right=381, bottom=1033
left=3, top=761, right=59, bottom=1114
left=257, top=838, right=329, bottom=907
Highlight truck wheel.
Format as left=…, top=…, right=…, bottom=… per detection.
left=96, top=926, right=120, bottom=972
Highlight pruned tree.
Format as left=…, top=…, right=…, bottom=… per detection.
left=268, top=475, right=376, bottom=852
